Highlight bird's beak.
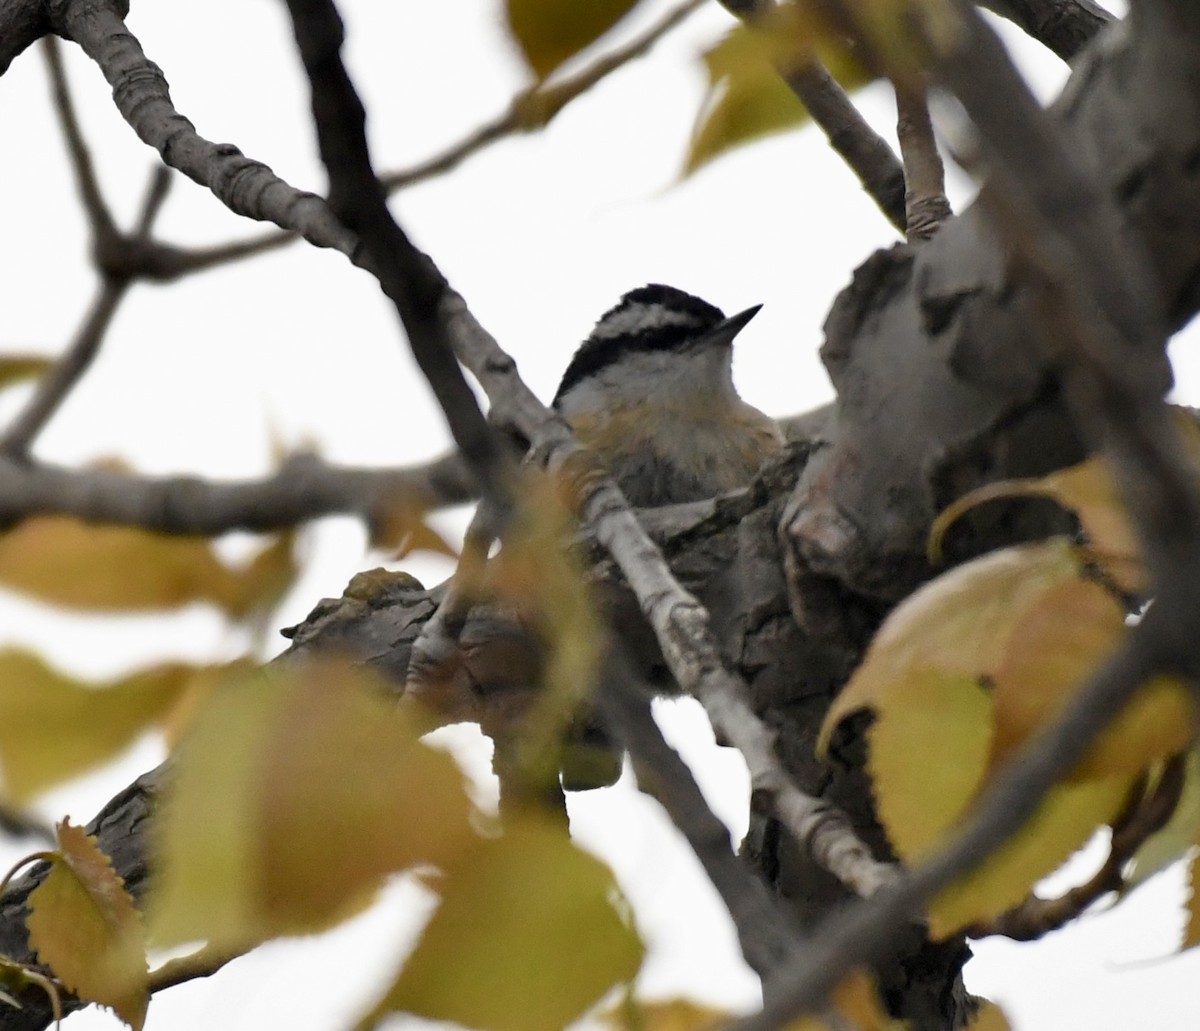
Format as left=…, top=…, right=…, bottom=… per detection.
left=710, top=303, right=762, bottom=346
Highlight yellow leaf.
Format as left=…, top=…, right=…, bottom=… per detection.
left=829, top=969, right=906, bottom=1030
left=0, top=650, right=198, bottom=803
left=147, top=661, right=475, bottom=949
left=685, top=22, right=809, bottom=177
left=506, top=0, right=643, bottom=79
left=870, top=669, right=992, bottom=862
left=820, top=539, right=1080, bottom=754
left=965, top=1001, right=1012, bottom=1031
left=0, top=517, right=298, bottom=620
left=598, top=996, right=730, bottom=1031
left=257, top=661, right=476, bottom=933
left=369, top=501, right=457, bottom=559
left=488, top=473, right=605, bottom=791
left=360, top=814, right=644, bottom=1031
left=26, top=820, right=147, bottom=1030
left=929, top=776, right=1132, bottom=938
left=219, top=531, right=300, bottom=621
left=930, top=456, right=1149, bottom=593
left=1184, top=846, right=1200, bottom=950
left=992, top=580, right=1195, bottom=779
left=0, top=355, right=52, bottom=391
left=1128, top=750, right=1200, bottom=888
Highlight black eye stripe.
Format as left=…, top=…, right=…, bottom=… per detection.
left=553, top=285, right=727, bottom=406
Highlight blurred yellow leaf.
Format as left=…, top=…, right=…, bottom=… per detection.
left=489, top=473, right=604, bottom=789
left=0, top=650, right=202, bottom=803
left=828, top=968, right=907, bottom=1030
left=869, top=669, right=992, bottom=863
left=965, top=1001, right=1012, bottom=1031
left=598, top=996, right=730, bottom=1031
left=222, top=530, right=301, bottom=621
left=360, top=813, right=643, bottom=1031
left=1128, top=750, right=1200, bottom=889
left=26, top=820, right=147, bottom=1030
left=992, top=580, right=1195, bottom=779
left=0, top=517, right=297, bottom=620
left=820, top=539, right=1080, bottom=754
left=147, top=661, right=475, bottom=950
left=685, top=20, right=810, bottom=177
left=1185, top=846, right=1200, bottom=950
left=929, top=775, right=1132, bottom=938
left=506, top=0, right=643, bottom=79
left=0, top=355, right=52, bottom=392
left=369, top=500, right=457, bottom=559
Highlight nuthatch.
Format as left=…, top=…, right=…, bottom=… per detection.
left=553, top=284, right=784, bottom=507
left=550, top=285, right=783, bottom=791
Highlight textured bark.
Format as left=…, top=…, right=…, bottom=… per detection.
left=2, top=6, right=1200, bottom=1031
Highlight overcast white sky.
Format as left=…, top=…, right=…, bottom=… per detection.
left=2, top=1, right=1200, bottom=1029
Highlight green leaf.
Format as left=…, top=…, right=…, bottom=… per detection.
left=506, top=0, right=643, bottom=79
left=26, top=820, right=147, bottom=1030
left=360, top=815, right=644, bottom=1031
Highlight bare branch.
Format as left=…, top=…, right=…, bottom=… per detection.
left=713, top=0, right=907, bottom=232
left=596, top=644, right=800, bottom=977
left=51, top=0, right=358, bottom=259
left=894, top=83, right=951, bottom=240
left=42, top=35, right=117, bottom=240
left=148, top=945, right=239, bottom=994
left=978, top=0, right=1113, bottom=62
left=285, top=0, right=510, bottom=509
left=0, top=451, right=477, bottom=534
left=381, top=0, right=706, bottom=193
left=784, top=62, right=908, bottom=233
left=0, top=280, right=128, bottom=458
left=0, top=0, right=50, bottom=76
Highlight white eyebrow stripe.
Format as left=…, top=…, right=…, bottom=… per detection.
left=590, top=302, right=709, bottom=340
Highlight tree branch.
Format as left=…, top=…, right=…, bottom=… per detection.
left=51, top=0, right=359, bottom=260
left=717, top=0, right=908, bottom=233
left=595, top=643, right=801, bottom=978
left=894, top=82, right=951, bottom=241
left=0, top=451, right=477, bottom=534
left=747, top=1, right=1200, bottom=1023
left=283, top=0, right=892, bottom=902
left=977, top=0, right=1113, bottom=62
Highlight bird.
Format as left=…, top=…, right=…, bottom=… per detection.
left=553, top=284, right=784, bottom=507
left=550, top=285, right=784, bottom=790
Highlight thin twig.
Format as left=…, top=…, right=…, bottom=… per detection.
left=894, top=82, right=951, bottom=240
left=148, top=945, right=240, bottom=993
left=715, top=0, right=908, bottom=233
left=785, top=62, right=908, bottom=233
left=0, top=281, right=130, bottom=459
left=381, top=0, right=706, bottom=193
left=42, top=36, right=116, bottom=240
